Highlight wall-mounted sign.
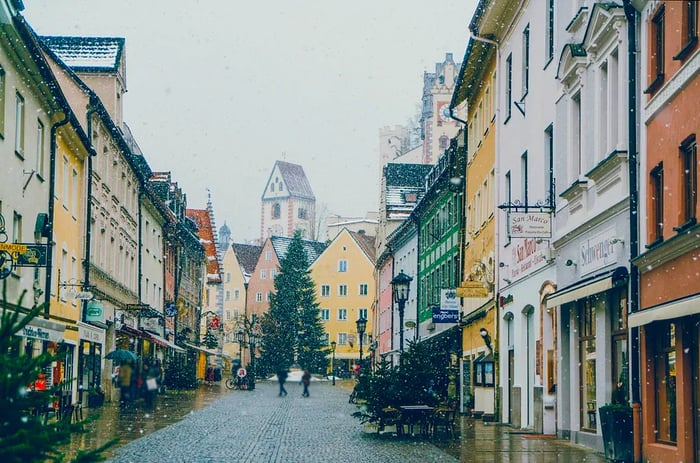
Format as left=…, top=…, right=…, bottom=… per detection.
left=509, top=212, right=551, bottom=238
left=579, top=227, right=618, bottom=275
left=432, top=306, right=459, bottom=323
left=457, top=281, right=488, bottom=298
left=86, top=299, right=104, bottom=324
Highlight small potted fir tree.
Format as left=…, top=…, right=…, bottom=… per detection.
left=598, top=377, right=633, bottom=463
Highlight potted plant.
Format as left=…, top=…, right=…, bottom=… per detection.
left=598, top=381, right=633, bottom=463
left=87, top=386, right=105, bottom=407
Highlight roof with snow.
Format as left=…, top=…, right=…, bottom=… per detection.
left=349, top=230, right=377, bottom=263
left=268, top=161, right=315, bottom=200
left=384, top=163, right=431, bottom=220
left=40, top=36, right=124, bottom=72
left=232, top=243, right=263, bottom=275
left=270, top=236, right=326, bottom=265
left=186, top=209, right=221, bottom=283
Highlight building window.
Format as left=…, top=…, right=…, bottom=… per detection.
left=15, top=92, right=25, bottom=157
left=265, top=250, right=272, bottom=261
left=338, top=285, right=347, bottom=297
left=358, top=308, right=368, bottom=320
left=36, top=120, right=45, bottom=178
left=647, top=6, right=665, bottom=93
left=521, top=151, right=528, bottom=211
left=298, top=208, right=307, bottom=219
left=474, top=355, right=495, bottom=387
left=320, top=309, right=330, bottom=321
left=272, top=203, right=281, bottom=219
left=338, top=333, right=348, bottom=345
left=522, top=24, right=530, bottom=98
left=338, top=260, right=348, bottom=272
left=439, top=135, right=449, bottom=150
left=261, top=269, right=267, bottom=279
left=572, top=91, right=582, bottom=178
left=321, top=285, right=330, bottom=297
left=338, top=308, right=347, bottom=321
left=266, top=291, right=272, bottom=302
left=226, top=272, right=231, bottom=282
left=505, top=53, right=513, bottom=121
left=546, top=0, right=555, bottom=64
left=270, top=183, right=275, bottom=192
left=653, top=322, right=677, bottom=444
left=234, top=289, right=240, bottom=300
left=611, top=289, right=628, bottom=405
left=71, top=169, right=78, bottom=215
left=279, top=182, right=284, bottom=191
left=359, top=284, right=368, bottom=296
left=579, top=299, right=597, bottom=432
left=256, top=292, right=262, bottom=302
left=225, top=290, right=230, bottom=301
left=650, top=163, right=664, bottom=243
left=679, top=135, right=697, bottom=228
left=270, top=269, right=276, bottom=279
left=675, top=1, right=698, bottom=61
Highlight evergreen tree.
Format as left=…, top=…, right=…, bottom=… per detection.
left=202, top=329, right=218, bottom=349
left=0, top=286, right=115, bottom=462
left=258, top=231, right=328, bottom=376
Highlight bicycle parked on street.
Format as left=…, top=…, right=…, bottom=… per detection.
left=225, top=376, right=247, bottom=390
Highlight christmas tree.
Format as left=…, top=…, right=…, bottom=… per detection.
left=258, top=231, right=329, bottom=375
left=0, top=286, right=115, bottom=462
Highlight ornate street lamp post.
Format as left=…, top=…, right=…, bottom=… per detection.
left=330, top=341, right=337, bottom=386
left=248, top=331, right=258, bottom=391
left=391, top=270, right=413, bottom=355
left=235, top=329, right=245, bottom=366
left=356, top=317, right=367, bottom=369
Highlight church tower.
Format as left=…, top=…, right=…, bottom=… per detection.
left=260, top=160, right=316, bottom=242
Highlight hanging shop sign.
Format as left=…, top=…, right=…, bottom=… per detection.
left=433, top=289, right=459, bottom=323
left=78, top=321, right=105, bottom=344
left=0, top=243, right=49, bottom=279
left=86, top=299, right=105, bottom=324
left=509, top=212, right=552, bottom=238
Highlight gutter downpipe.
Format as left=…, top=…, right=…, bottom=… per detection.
left=623, top=2, right=641, bottom=462
left=44, top=114, right=71, bottom=317
left=83, top=100, right=97, bottom=322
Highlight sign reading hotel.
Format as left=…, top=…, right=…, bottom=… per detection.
left=509, top=212, right=551, bottom=238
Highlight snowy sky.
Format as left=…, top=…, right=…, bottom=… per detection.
left=24, top=0, right=477, bottom=242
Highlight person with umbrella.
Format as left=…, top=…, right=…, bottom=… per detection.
left=118, top=360, right=133, bottom=406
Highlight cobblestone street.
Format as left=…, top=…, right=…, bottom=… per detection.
left=60, top=379, right=607, bottom=463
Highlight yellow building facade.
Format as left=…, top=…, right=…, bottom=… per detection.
left=310, top=229, right=376, bottom=375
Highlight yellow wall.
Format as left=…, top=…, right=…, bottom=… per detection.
left=310, top=229, right=375, bottom=367
left=50, top=129, right=88, bottom=327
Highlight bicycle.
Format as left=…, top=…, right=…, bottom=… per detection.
left=225, top=377, right=247, bottom=390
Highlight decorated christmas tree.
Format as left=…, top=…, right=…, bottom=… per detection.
left=0, top=286, right=114, bottom=462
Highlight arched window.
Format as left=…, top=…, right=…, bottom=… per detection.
left=272, top=203, right=281, bottom=219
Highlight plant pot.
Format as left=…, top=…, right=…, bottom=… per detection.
left=87, top=392, right=105, bottom=408
left=599, top=405, right=633, bottom=463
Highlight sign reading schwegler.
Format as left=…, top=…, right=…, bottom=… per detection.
left=432, top=289, right=459, bottom=323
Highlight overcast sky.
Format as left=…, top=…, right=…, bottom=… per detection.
left=24, top=0, right=477, bottom=242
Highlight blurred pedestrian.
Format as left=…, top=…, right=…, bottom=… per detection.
left=301, top=370, right=311, bottom=397
left=276, top=367, right=288, bottom=396
left=144, top=361, right=159, bottom=406
left=118, top=361, right=133, bottom=406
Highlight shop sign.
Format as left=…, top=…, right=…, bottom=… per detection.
left=457, top=282, right=488, bottom=298
left=86, top=299, right=104, bottom=324
left=433, top=289, right=459, bottom=323
left=579, top=228, right=617, bottom=275
left=17, top=318, right=65, bottom=343
left=78, top=321, right=105, bottom=344
left=509, top=212, right=551, bottom=238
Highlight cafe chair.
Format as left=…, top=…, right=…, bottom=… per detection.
left=378, top=407, right=403, bottom=436
left=430, top=407, right=457, bottom=438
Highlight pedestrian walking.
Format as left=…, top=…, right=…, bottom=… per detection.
left=144, top=361, right=159, bottom=407
left=118, top=361, right=133, bottom=406
left=276, top=367, right=288, bottom=396
left=301, top=369, right=311, bottom=397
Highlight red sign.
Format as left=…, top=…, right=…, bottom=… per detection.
left=209, top=316, right=220, bottom=329
left=237, top=368, right=247, bottom=378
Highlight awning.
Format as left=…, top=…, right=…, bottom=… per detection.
left=183, top=342, right=232, bottom=359
left=545, top=266, right=628, bottom=309
left=628, top=293, right=700, bottom=328
left=144, top=332, right=171, bottom=348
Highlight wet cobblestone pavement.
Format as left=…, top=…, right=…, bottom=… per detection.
left=64, top=379, right=606, bottom=462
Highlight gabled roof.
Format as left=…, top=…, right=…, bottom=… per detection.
left=265, top=160, right=316, bottom=200
left=270, top=236, right=326, bottom=265
left=186, top=209, right=221, bottom=283
left=349, top=230, right=376, bottom=263
left=232, top=243, right=263, bottom=275
left=384, top=163, right=431, bottom=220
left=39, top=36, right=125, bottom=72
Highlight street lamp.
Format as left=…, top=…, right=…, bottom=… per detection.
left=391, top=270, right=413, bottom=354
left=330, top=341, right=337, bottom=386
left=248, top=331, right=258, bottom=391
left=356, top=317, right=367, bottom=368
left=235, top=329, right=245, bottom=365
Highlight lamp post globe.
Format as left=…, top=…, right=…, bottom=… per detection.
left=391, top=270, right=413, bottom=355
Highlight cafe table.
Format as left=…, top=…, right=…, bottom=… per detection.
left=399, top=405, right=434, bottom=436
